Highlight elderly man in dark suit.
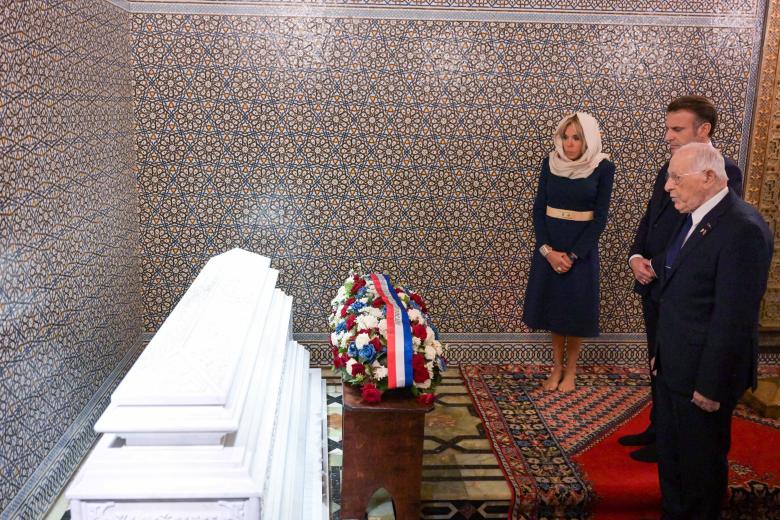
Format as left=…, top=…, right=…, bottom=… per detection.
left=654, top=142, right=772, bottom=519
left=620, top=96, right=743, bottom=463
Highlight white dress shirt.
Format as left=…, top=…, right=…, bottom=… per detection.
left=681, top=186, right=729, bottom=245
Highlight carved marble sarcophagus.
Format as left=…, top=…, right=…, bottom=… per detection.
left=67, top=248, right=328, bottom=520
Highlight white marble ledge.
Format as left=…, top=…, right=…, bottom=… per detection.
left=67, top=435, right=261, bottom=499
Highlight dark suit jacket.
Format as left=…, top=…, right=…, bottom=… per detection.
left=655, top=190, right=772, bottom=403
left=629, top=157, right=743, bottom=302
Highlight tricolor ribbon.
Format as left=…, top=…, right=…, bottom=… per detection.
left=370, top=273, right=413, bottom=389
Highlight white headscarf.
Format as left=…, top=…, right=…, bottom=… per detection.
left=548, top=112, right=609, bottom=180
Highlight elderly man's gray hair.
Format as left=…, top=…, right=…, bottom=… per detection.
left=677, top=142, right=727, bottom=180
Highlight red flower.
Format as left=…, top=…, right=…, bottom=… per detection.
left=412, top=353, right=429, bottom=383
left=418, top=393, right=435, bottom=405
left=351, top=277, right=366, bottom=295
left=369, top=337, right=383, bottom=352
left=361, top=383, right=382, bottom=403
left=334, top=353, right=348, bottom=369
left=346, top=314, right=357, bottom=331
left=410, top=293, right=428, bottom=313
left=340, top=297, right=356, bottom=318
left=331, top=346, right=339, bottom=357
left=371, top=298, right=384, bottom=308
left=412, top=323, right=428, bottom=341
left=395, top=287, right=403, bottom=294
left=351, top=362, right=366, bottom=376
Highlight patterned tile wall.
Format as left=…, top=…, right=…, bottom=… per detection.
left=0, top=0, right=140, bottom=515
left=127, top=0, right=760, bottom=16
left=134, top=12, right=759, bottom=335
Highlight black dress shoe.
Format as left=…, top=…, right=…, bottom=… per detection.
left=629, top=443, right=658, bottom=463
left=618, top=430, right=655, bottom=446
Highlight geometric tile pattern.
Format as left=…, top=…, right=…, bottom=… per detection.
left=126, top=0, right=760, bottom=16
left=133, top=13, right=758, bottom=335
left=0, top=0, right=139, bottom=515
left=8, top=342, right=143, bottom=520
left=302, top=333, right=650, bottom=365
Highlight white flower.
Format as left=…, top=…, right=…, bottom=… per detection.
left=345, top=358, right=358, bottom=375
left=424, top=326, right=435, bottom=346
left=340, top=334, right=352, bottom=350
left=412, top=336, right=421, bottom=347
left=424, top=344, right=437, bottom=361
left=364, top=306, right=383, bottom=319
left=355, top=333, right=370, bottom=348
left=434, top=340, right=443, bottom=357
left=330, top=332, right=339, bottom=346
left=407, top=308, right=423, bottom=323
left=372, top=361, right=388, bottom=381
left=357, top=314, right=378, bottom=331
left=378, top=319, right=387, bottom=338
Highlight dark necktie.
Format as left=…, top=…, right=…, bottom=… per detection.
left=665, top=214, right=693, bottom=270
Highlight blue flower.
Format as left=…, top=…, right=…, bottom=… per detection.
left=358, top=344, right=376, bottom=363
left=347, top=342, right=359, bottom=358
left=350, top=301, right=366, bottom=313
left=355, top=286, right=367, bottom=298
left=335, top=320, right=347, bottom=333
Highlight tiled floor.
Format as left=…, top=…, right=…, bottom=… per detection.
left=325, top=369, right=511, bottom=520
left=56, top=369, right=508, bottom=520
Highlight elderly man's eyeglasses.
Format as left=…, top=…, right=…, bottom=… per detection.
left=665, top=170, right=704, bottom=185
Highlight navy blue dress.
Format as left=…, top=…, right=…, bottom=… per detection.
left=522, top=157, right=615, bottom=337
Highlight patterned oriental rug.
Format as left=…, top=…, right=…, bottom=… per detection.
left=461, top=364, right=780, bottom=520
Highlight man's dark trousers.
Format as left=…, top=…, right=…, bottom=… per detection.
left=655, top=377, right=735, bottom=520
left=641, top=295, right=659, bottom=437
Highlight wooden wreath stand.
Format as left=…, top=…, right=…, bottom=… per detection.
left=340, top=383, right=434, bottom=520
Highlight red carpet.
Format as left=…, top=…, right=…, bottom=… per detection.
left=462, top=364, right=780, bottom=519
left=572, top=404, right=660, bottom=520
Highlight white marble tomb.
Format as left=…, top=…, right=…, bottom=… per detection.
left=67, top=248, right=328, bottom=520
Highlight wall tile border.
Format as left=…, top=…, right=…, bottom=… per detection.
left=111, top=0, right=761, bottom=17
left=109, top=0, right=759, bottom=28
left=295, top=332, right=651, bottom=365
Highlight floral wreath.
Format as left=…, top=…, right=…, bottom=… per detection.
left=328, top=273, right=447, bottom=403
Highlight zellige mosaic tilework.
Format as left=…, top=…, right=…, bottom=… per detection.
left=0, top=0, right=140, bottom=516
left=133, top=14, right=757, bottom=335
left=123, top=0, right=760, bottom=16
